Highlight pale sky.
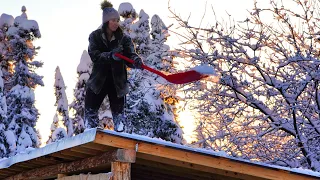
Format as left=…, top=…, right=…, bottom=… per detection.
left=0, top=0, right=255, bottom=143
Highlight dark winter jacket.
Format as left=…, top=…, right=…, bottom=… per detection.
left=87, top=27, right=141, bottom=97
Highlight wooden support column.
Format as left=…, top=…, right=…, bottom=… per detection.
left=57, top=174, right=67, bottom=179
left=111, top=162, right=131, bottom=180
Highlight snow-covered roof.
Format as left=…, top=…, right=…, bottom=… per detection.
left=100, top=129, right=320, bottom=178
left=0, top=128, right=96, bottom=169
left=0, top=128, right=319, bottom=179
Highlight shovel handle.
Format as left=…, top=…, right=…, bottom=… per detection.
left=115, top=53, right=167, bottom=78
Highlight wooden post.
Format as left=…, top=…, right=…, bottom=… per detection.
left=57, top=174, right=67, bottom=179
left=111, top=162, right=131, bottom=180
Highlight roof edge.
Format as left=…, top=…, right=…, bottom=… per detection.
left=0, top=128, right=97, bottom=169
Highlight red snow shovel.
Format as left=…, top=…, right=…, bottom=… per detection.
left=115, top=53, right=208, bottom=84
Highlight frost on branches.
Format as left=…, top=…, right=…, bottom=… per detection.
left=70, top=50, right=92, bottom=134
left=171, top=0, right=320, bottom=171
left=3, top=6, right=43, bottom=155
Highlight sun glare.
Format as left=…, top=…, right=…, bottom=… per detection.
left=176, top=95, right=198, bottom=143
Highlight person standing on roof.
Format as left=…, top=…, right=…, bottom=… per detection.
left=85, top=0, right=143, bottom=132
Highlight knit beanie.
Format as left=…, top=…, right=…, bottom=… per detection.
left=101, top=1, right=120, bottom=24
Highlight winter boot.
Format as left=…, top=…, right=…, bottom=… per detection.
left=113, top=114, right=126, bottom=132
left=84, top=108, right=99, bottom=129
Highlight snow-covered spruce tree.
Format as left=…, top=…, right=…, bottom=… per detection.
left=54, top=66, right=73, bottom=137
left=117, top=5, right=183, bottom=143
left=70, top=50, right=92, bottom=134
left=118, top=2, right=137, bottom=35
left=130, top=9, right=151, bottom=56
left=146, top=14, right=180, bottom=113
left=0, top=15, right=16, bottom=156
left=171, top=0, right=320, bottom=171
left=147, top=14, right=174, bottom=72
left=46, top=113, right=67, bottom=144
left=5, top=6, right=43, bottom=154
left=0, top=13, right=15, bottom=92
left=0, top=70, right=9, bottom=158
left=0, top=124, right=7, bottom=158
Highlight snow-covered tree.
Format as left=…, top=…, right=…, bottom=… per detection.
left=117, top=3, right=183, bottom=143
left=70, top=50, right=92, bottom=134
left=118, top=2, right=137, bottom=35
left=0, top=70, right=9, bottom=157
left=125, top=85, right=183, bottom=143
left=5, top=6, right=43, bottom=154
left=0, top=123, right=7, bottom=157
left=130, top=9, right=151, bottom=55
left=46, top=113, right=67, bottom=144
left=54, top=66, right=73, bottom=137
left=146, top=15, right=173, bottom=71
left=0, top=13, right=14, bottom=92
left=171, top=0, right=320, bottom=171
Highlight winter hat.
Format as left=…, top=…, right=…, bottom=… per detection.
left=101, top=1, right=120, bottom=24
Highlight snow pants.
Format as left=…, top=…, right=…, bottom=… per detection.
left=84, top=76, right=125, bottom=131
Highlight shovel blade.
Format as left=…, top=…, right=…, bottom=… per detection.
left=165, top=70, right=208, bottom=84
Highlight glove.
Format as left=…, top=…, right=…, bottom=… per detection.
left=133, top=57, right=143, bottom=69
left=111, top=46, right=124, bottom=61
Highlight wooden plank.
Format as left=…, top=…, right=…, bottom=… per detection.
left=15, top=162, right=39, bottom=169
left=57, top=174, right=67, bottom=178
left=5, top=149, right=136, bottom=180
left=137, top=153, right=258, bottom=180
left=60, top=149, right=89, bottom=159
left=135, top=157, right=242, bottom=180
left=81, top=142, right=114, bottom=151
left=0, top=169, right=15, bottom=176
left=49, top=152, right=79, bottom=161
left=132, top=164, right=210, bottom=180
left=70, top=146, right=103, bottom=156
left=33, top=158, right=61, bottom=166
left=111, top=162, right=130, bottom=180
left=0, top=175, right=9, bottom=179
left=5, top=166, right=25, bottom=172
left=94, top=132, right=319, bottom=180
left=21, top=160, right=50, bottom=167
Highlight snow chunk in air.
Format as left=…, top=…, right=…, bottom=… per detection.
left=192, top=64, right=216, bottom=75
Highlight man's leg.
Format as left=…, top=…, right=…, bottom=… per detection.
left=84, top=87, right=107, bottom=129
